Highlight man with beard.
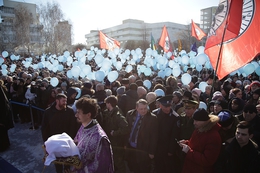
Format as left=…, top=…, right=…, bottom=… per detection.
left=41, top=93, right=80, bottom=173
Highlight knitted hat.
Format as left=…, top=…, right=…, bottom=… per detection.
left=192, top=88, right=202, bottom=96
left=218, top=110, right=233, bottom=127
left=192, top=108, right=210, bottom=121
left=116, top=86, right=126, bottom=95
left=214, top=100, right=228, bottom=109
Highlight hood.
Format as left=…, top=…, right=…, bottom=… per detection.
left=228, top=97, right=244, bottom=113
left=67, top=87, right=78, bottom=98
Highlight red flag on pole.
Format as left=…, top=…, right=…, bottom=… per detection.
left=159, top=26, right=173, bottom=53
left=99, top=31, right=120, bottom=50
left=205, top=0, right=243, bottom=49
left=191, top=20, right=206, bottom=41
left=204, top=0, right=258, bottom=80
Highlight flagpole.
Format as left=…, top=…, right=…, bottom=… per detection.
left=209, top=20, right=229, bottom=102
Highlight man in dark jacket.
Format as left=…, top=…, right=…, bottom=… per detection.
left=103, top=95, right=128, bottom=173
left=236, top=104, right=260, bottom=149
left=41, top=93, right=80, bottom=173
left=125, top=99, right=158, bottom=173
left=219, top=121, right=260, bottom=173
left=153, top=95, right=181, bottom=173
left=118, top=83, right=139, bottom=116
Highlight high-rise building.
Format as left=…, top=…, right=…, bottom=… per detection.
left=85, top=19, right=189, bottom=49
left=200, top=6, right=218, bottom=33
left=0, top=0, right=43, bottom=53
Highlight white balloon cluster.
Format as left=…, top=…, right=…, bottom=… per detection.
left=3, top=46, right=259, bottom=88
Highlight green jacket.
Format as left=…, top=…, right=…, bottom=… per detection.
left=179, top=113, right=195, bottom=140
left=102, top=106, right=129, bottom=146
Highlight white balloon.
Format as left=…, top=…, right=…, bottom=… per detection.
left=196, top=53, right=207, bottom=65
left=181, top=55, right=190, bottom=65
left=82, top=65, right=91, bottom=75
left=1, top=69, right=8, bottom=75
left=67, top=70, right=73, bottom=78
left=10, top=54, right=16, bottom=61
left=63, top=51, right=70, bottom=57
left=145, top=48, right=152, bottom=56
left=144, top=67, right=152, bottom=76
left=71, top=66, right=81, bottom=77
left=136, top=48, right=142, bottom=55
left=167, top=52, right=173, bottom=58
left=0, top=58, right=4, bottom=65
left=181, top=73, right=191, bottom=85
left=50, top=77, right=59, bottom=87
left=107, top=71, right=119, bottom=82
left=1, top=64, right=7, bottom=69
left=172, top=67, right=181, bottom=77
left=115, top=61, right=122, bottom=71
left=125, top=65, right=133, bottom=73
left=95, top=70, right=105, bottom=82
left=143, top=80, right=152, bottom=90
left=102, top=58, right=112, bottom=71
left=2, top=51, right=8, bottom=58
left=199, top=82, right=208, bottom=92
left=164, top=68, right=172, bottom=76
left=154, top=89, right=165, bottom=97
left=199, top=102, right=207, bottom=110
left=95, top=54, right=104, bottom=65
left=197, top=46, right=205, bottom=54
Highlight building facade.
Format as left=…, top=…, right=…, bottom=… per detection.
left=85, top=19, right=189, bottom=49
left=200, top=6, right=218, bottom=33
left=0, top=0, right=43, bottom=53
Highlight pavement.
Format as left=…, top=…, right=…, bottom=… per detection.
left=0, top=122, right=55, bottom=173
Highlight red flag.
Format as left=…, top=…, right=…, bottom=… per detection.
left=159, top=26, right=172, bottom=53
left=191, top=20, right=206, bottom=41
left=205, top=0, right=243, bottom=49
left=204, top=0, right=257, bottom=80
left=99, top=31, right=120, bottom=50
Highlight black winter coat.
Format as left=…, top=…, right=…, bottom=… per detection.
left=41, top=103, right=80, bottom=142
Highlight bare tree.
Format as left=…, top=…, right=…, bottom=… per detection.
left=38, top=2, right=68, bottom=54
left=38, top=2, right=61, bottom=53
left=13, top=5, right=33, bottom=55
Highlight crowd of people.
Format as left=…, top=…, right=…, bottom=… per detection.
left=1, top=56, right=260, bottom=173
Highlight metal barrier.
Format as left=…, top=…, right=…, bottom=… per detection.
left=9, top=100, right=45, bottom=130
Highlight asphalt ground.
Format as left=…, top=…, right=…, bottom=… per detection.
left=0, top=122, right=55, bottom=173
